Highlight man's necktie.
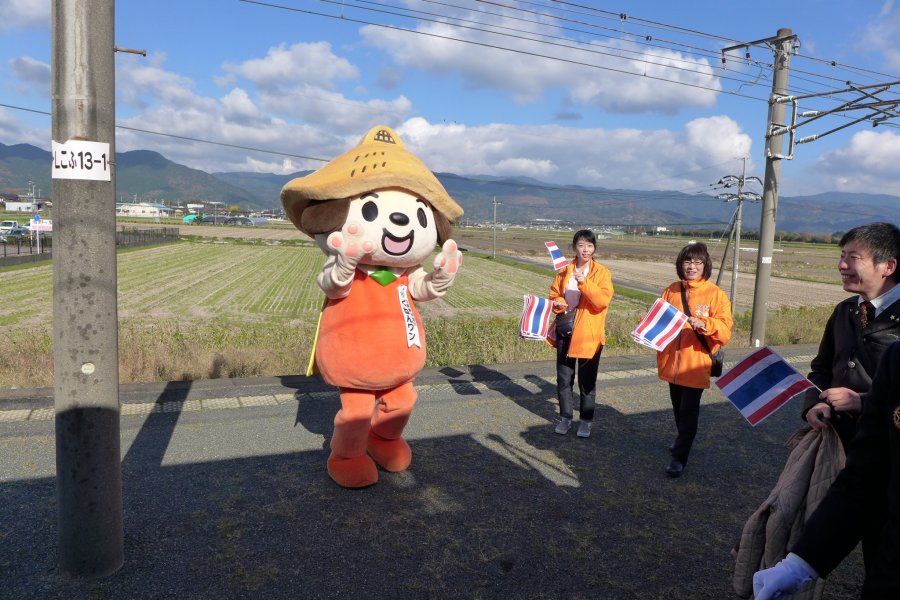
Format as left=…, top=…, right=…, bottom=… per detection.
left=860, top=300, right=874, bottom=328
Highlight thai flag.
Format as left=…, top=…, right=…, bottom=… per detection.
left=715, top=347, right=816, bottom=426
left=631, top=298, right=687, bottom=351
left=519, top=294, right=552, bottom=340
left=545, top=241, right=569, bottom=270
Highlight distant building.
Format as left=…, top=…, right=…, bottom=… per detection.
left=115, top=202, right=175, bottom=218
left=6, top=198, right=49, bottom=212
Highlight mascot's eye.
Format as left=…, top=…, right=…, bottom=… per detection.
left=362, top=201, right=379, bottom=222
left=416, top=207, right=428, bottom=228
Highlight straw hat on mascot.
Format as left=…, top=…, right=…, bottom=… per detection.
left=281, top=125, right=463, bottom=488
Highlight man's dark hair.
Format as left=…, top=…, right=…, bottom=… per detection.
left=840, top=222, right=900, bottom=283
left=572, top=229, right=597, bottom=248
left=675, top=242, right=712, bottom=280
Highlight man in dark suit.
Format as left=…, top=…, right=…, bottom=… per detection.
left=753, top=341, right=900, bottom=599
left=803, top=222, right=900, bottom=448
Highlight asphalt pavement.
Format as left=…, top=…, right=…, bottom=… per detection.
left=0, top=344, right=866, bottom=599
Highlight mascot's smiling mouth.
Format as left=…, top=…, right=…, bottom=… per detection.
left=382, top=228, right=414, bottom=256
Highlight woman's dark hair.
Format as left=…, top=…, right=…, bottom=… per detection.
left=675, top=242, right=712, bottom=280
left=571, top=229, right=597, bottom=249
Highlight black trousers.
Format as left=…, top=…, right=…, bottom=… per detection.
left=556, top=336, right=603, bottom=421
left=668, top=383, right=704, bottom=464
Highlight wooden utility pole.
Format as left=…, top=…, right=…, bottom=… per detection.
left=51, top=0, right=123, bottom=577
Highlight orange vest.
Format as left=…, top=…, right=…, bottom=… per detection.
left=316, top=270, right=426, bottom=389
left=656, top=278, right=733, bottom=389
left=547, top=260, right=615, bottom=358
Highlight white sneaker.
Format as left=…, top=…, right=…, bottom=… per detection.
left=554, top=418, right=572, bottom=435
left=577, top=421, right=592, bottom=438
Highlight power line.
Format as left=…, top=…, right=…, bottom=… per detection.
left=0, top=102, right=331, bottom=163
left=241, top=0, right=766, bottom=101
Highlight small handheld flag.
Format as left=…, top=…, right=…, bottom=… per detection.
left=545, top=242, right=569, bottom=270
left=631, top=298, right=687, bottom=351
left=715, top=347, right=816, bottom=426
left=519, top=294, right=552, bottom=340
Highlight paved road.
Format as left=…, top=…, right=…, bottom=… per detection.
left=0, top=345, right=865, bottom=599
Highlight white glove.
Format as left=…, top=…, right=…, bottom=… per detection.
left=753, top=553, right=818, bottom=600
left=324, top=222, right=376, bottom=287
left=426, top=239, right=462, bottom=295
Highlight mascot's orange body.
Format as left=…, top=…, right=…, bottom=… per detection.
left=281, top=126, right=463, bottom=488
left=316, top=271, right=425, bottom=390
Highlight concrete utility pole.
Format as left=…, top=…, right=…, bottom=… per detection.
left=51, top=0, right=123, bottom=577
left=749, top=29, right=794, bottom=347
left=492, top=196, right=501, bottom=258
left=716, top=157, right=762, bottom=314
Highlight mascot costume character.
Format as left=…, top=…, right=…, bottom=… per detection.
left=281, top=126, right=463, bottom=488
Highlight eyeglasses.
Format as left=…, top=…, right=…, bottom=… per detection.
left=682, top=260, right=704, bottom=266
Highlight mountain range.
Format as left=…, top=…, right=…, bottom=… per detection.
left=2, top=141, right=897, bottom=233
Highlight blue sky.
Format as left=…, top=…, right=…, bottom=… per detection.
left=2, top=0, right=900, bottom=197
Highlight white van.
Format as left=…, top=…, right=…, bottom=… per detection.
left=0, top=220, right=19, bottom=233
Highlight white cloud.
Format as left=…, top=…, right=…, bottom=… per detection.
left=0, top=0, right=49, bottom=31
left=8, top=55, right=50, bottom=97
left=0, top=107, right=48, bottom=147
left=813, top=129, right=900, bottom=195
left=223, top=42, right=358, bottom=92
left=116, top=54, right=200, bottom=110
left=861, top=1, right=900, bottom=70
left=394, top=116, right=751, bottom=191
left=259, top=85, right=413, bottom=135
left=360, top=15, right=719, bottom=113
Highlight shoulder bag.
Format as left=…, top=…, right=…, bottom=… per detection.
left=555, top=309, right=576, bottom=338
left=680, top=285, right=724, bottom=377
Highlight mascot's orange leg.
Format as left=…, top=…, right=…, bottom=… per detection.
left=367, top=382, right=417, bottom=472
left=328, top=389, right=378, bottom=488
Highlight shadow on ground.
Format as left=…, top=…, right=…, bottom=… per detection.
left=0, top=371, right=864, bottom=599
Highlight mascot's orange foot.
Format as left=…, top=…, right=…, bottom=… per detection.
left=327, top=453, right=378, bottom=488
left=367, top=432, right=412, bottom=472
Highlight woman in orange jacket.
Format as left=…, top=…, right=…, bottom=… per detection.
left=548, top=230, right=614, bottom=438
left=658, top=242, right=732, bottom=477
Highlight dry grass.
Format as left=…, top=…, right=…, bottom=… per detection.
left=0, top=229, right=842, bottom=388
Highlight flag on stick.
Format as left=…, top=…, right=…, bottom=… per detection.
left=545, top=241, right=569, bottom=270
left=715, top=347, right=816, bottom=426
left=519, top=294, right=552, bottom=340
left=631, top=298, right=687, bottom=351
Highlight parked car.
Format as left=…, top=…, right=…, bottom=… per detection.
left=0, top=220, right=19, bottom=233
left=2, top=227, right=31, bottom=242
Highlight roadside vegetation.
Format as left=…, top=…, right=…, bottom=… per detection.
left=0, top=228, right=840, bottom=388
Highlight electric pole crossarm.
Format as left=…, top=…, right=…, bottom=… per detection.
left=796, top=109, right=892, bottom=144
left=775, top=79, right=900, bottom=103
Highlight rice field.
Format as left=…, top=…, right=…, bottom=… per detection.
left=0, top=237, right=832, bottom=387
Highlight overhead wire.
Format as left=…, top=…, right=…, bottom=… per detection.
left=243, top=0, right=767, bottom=101
left=8, top=0, right=899, bottom=212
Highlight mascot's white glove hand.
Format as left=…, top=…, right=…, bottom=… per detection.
left=753, top=553, right=818, bottom=600
left=428, top=240, right=462, bottom=295
left=325, top=222, right=376, bottom=287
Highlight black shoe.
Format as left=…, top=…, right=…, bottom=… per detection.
left=665, top=459, right=684, bottom=478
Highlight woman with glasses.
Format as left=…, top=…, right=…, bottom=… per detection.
left=657, top=242, right=732, bottom=477
left=548, top=229, right=614, bottom=438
